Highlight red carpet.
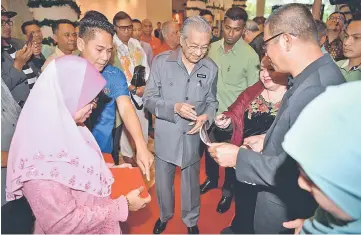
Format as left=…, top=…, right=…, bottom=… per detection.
left=122, top=157, right=235, bottom=234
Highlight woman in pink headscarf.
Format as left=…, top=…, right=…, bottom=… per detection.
left=5, top=55, right=150, bottom=234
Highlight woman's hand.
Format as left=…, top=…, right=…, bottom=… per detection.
left=243, top=134, right=265, bottom=152
left=215, top=114, right=231, bottom=129
left=125, top=186, right=151, bottom=211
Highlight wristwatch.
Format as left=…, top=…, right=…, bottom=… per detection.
left=130, top=87, right=137, bottom=95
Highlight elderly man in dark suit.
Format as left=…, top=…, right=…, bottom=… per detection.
left=209, top=3, right=345, bottom=234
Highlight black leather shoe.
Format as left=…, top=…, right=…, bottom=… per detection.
left=200, top=178, right=218, bottom=195
left=153, top=218, right=167, bottom=234
left=187, top=225, right=199, bottom=234
left=216, top=196, right=232, bottom=213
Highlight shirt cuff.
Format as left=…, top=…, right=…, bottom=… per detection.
left=113, top=195, right=129, bottom=222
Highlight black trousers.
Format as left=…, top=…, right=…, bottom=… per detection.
left=231, top=181, right=259, bottom=233
left=203, top=124, right=236, bottom=195
left=112, top=124, right=123, bottom=165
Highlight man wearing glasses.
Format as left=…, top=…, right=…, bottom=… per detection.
left=208, top=3, right=345, bottom=233
left=112, top=11, right=150, bottom=167
left=143, top=16, right=218, bottom=234
left=200, top=7, right=260, bottom=214
left=1, top=6, right=40, bottom=108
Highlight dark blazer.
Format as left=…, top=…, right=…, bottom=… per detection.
left=235, top=54, right=345, bottom=233
left=1, top=38, right=41, bottom=105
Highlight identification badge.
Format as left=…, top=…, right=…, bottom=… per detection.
left=197, top=73, right=206, bottom=78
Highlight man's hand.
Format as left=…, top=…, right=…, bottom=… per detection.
left=208, top=143, right=240, bottom=168
left=136, top=146, right=154, bottom=181
left=243, top=134, right=266, bottom=152
left=187, top=114, right=208, bottom=135
left=174, top=103, right=197, bottom=121
left=14, top=44, right=33, bottom=71
left=31, top=41, right=42, bottom=56
left=283, top=219, right=305, bottom=234
left=214, top=114, right=231, bottom=129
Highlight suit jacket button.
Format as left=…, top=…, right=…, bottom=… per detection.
left=183, top=132, right=186, bottom=134
left=186, top=97, right=189, bottom=100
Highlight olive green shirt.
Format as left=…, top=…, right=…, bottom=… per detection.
left=208, top=38, right=260, bottom=114
left=336, top=59, right=361, bottom=82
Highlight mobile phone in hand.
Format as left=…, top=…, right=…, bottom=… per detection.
left=26, top=32, right=33, bottom=46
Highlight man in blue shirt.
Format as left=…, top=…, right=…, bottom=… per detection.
left=77, top=11, right=153, bottom=181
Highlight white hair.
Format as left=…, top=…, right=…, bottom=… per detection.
left=245, top=20, right=259, bottom=32
left=180, top=16, right=211, bottom=39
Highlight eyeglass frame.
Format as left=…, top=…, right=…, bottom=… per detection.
left=262, top=32, right=297, bottom=52
left=1, top=20, right=13, bottom=26
left=182, top=39, right=209, bottom=54
left=114, top=24, right=133, bottom=32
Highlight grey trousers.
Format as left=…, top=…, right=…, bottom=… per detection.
left=155, top=157, right=200, bottom=227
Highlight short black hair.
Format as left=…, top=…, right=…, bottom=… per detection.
left=132, top=19, right=141, bottom=24
left=73, top=21, right=79, bottom=27
left=200, top=9, right=214, bottom=19
left=82, top=10, right=108, bottom=22
left=113, top=11, right=132, bottom=25
left=265, top=3, right=318, bottom=43
left=224, top=7, right=248, bottom=23
left=79, top=13, right=115, bottom=41
left=21, top=20, right=39, bottom=35
left=253, top=16, right=266, bottom=25
left=52, top=19, right=75, bottom=34
left=157, top=22, right=161, bottom=24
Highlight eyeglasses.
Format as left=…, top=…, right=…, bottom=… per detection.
left=262, top=32, right=297, bottom=52
left=115, top=24, right=133, bottom=32
left=328, top=15, right=344, bottom=22
left=183, top=40, right=209, bottom=53
left=1, top=20, right=13, bottom=26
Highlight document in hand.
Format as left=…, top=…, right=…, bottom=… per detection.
left=103, top=153, right=149, bottom=199
left=200, top=123, right=212, bottom=146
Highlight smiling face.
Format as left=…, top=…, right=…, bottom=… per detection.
left=181, top=29, right=211, bottom=64
left=77, top=29, right=113, bottom=72
left=260, top=57, right=288, bottom=90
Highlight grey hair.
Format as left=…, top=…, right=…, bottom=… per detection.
left=181, top=16, right=211, bottom=39
left=245, top=20, right=259, bottom=32
left=161, top=20, right=177, bottom=37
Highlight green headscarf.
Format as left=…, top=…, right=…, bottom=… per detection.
left=282, top=82, right=361, bottom=234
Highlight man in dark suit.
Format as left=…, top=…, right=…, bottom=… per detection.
left=209, top=3, right=345, bottom=234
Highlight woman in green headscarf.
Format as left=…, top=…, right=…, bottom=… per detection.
left=282, top=81, right=361, bottom=234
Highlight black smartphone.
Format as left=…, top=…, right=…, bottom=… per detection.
left=26, top=32, right=33, bottom=46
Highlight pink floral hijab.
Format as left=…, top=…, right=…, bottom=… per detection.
left=6, top=55, right=114, bottom=201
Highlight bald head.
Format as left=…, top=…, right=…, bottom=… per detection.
left=142, top=19, right=153, bottom=37
left=162, top=21, right=180, bottom=48
left=265, top=3, right=318, bottom=44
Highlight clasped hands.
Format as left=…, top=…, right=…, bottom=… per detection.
left=174, top=103, right=208, bottom=135
left=208, top=114, right=266, bottom=168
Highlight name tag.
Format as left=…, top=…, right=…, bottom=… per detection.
left=197, top=73, right=206, bottom=78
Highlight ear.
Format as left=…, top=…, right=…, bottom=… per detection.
left=281, top=34, right=292, bottom=52
left=77, top=37, right=85, bottom=52
left=53, top=34, right=58, bottom=43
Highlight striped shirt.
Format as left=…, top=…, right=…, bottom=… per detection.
left=2, top=44, right=38, bottom=89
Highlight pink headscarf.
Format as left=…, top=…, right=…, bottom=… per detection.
left=6, top=55, right=114, bottom=201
